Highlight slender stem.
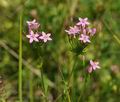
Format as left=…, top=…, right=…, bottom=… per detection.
left=41, top=68, right=45, bottom=92
left=66, top=91, right=71, bottom=102
left=29, top=72, right=34, bottom=102
left=66, top=54, right=78, bottom=102
left=82, top=55, right=85, bottom=67
left=78, top=77, right=86, bottom=102
left=41, top=67, right=46, bottom=102
left=58, top=67, right=66, bottom=85
left=78, top=56, right=89, bottom=102
left=78, top=74, right=90, bottom=102
left=19, top=12, right=23, bottom=102
left=58, top=66, right=70, bottom=102
left=68, top=54, right=78, bottom=85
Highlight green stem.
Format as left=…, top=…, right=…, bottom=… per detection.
left=78, top=76, right=87, bottom=102
left=68, top=54, right=78, bottom=85
left=58, top=64, right=70, bottom=102
left=78, top=56, right=89, bottom=102
left=66, top=91, right=71, bottom=102
left=41, top=67, right=46, bottom=102
left=78, top=56, right=85, bottom=102
left=66, top=54, right=78, bottom=102
left=78, top=74, right=90, bottom=102
left=19, top=12, right=23, bottom=102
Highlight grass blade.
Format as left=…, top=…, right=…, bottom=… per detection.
left=19, top=12, right=23, bottom=102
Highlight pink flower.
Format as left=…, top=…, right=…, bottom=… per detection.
left=39, top=32, right=52, bottom=43
left=65, top=26, right=80, bottom=38
left=26, top=30, right=39, bottom=43
left=76, top=18, right=90, bottom=27
left=88, top=28, right=96, bottom=36
left=91, top=28, right=96, bottom=36
left=79, top=34, right=91, bottom=43
left=90, top=60, right=100, bottom=70
left=88, top=60, right=100, bottom=73
left=27, top=19, right=40, bottom=30
left=88, top=66, right=93, bottom=73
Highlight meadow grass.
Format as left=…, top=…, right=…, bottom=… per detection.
left=0, top=0, right=120, bottom=102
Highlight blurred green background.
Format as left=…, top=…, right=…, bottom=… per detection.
left=0, top=0, right=120, bottom=102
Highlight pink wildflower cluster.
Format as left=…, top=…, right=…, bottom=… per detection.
left=65, top=17, right=100, bottom=73
left=26, top=19, right=52, bottom=43
left=87, top=60, right=100, bottom=73
left=65, top=18, right=96, bottom=43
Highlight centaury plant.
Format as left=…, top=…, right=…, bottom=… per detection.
left=24, top=16, right=101, bottom=102
left=65, top=17, right=100, bottom=101
left=26, top=19, right=52, bottom=102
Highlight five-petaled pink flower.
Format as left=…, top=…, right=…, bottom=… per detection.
left=88, top=28, right=96, bottom=36
left=27, top=19, right=40, bottom=30
left=65, top=26, right=80, bottom=38
left=77, top=18, right=90, bottom=27
left=79, top=34, right=90, bottom=43
left=26, top=30, right=39, bottom=43
left=88, top=60, right=100, bottom=73
left=39, top=32, right=52, bottom=43
left=26, top=19, right=52, bottom=43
